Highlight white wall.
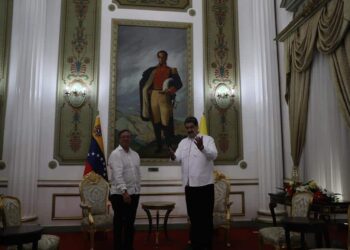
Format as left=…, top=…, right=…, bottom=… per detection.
left=1, top=0, right=291, bottom=226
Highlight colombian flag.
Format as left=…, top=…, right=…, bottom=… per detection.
left=83, top=115, right=108, bottom=180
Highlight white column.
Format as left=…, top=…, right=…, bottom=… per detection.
left=3, top=0, right=46, bottom=220
left=252, top=1, right=284, bottom=221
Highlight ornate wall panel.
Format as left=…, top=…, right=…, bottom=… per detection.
left=54, top=0, right=101, bottom=164
left=204, top=0, right=242, bottom=164
left=113, top=0, right=191, bottom=11
left=0, top=0, right=12, bottom=159
left=51, top=193, right=82, bottom=220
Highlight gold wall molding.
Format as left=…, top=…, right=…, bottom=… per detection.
left=230, top=182, right=258, bottom=186
left=141, top=192, right=184, bottom=196
left=38, top=183, right=181, bottom=188
left=37, top=179, right=258, bottom=187
left=231, top=191, right=245, bottom=216
left=112, top=0, right=191, bottom=11
left=52, top=193, right=82, bottom=220
left=39, top=181, right=183, bottom=187
left=38, top=184, right=79, bottom=188
left=141, top=183, right=182, bottom=187
left=204, top=0, right=243, bottom=164
left=0, top=0, right=12, bottom=158
left=50, top=191, right=245, bottom=220
left=54, top=0, right=101, bottom=164
left=39, top=183, right=184, bottom=188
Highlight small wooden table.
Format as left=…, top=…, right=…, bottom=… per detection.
left=0, top=225, right=43, bottom=250
left=269, top=193, right=348, bottom=249
left=141, top=201, right=175, bottom=247
left=269, top=193, right=350, bottom=224
left=282, top=217, right=330, bottom=250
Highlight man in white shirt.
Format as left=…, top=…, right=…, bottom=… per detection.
left=170, top=116, right=218, bottom=250
left=109, top=129, right=141, bottom=250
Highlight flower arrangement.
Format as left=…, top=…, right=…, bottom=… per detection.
left=280, top=180, right=341, bottom=204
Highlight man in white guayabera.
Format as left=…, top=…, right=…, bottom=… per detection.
left=169, top=116, right=218, bottom=250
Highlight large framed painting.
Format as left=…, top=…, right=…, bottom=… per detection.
left=108, top=19, right=193, bottom=165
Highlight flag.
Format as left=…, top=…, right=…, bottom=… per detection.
left=84, top=115, right=108, bottom=180
left=199, top=114, right=208, bottom=135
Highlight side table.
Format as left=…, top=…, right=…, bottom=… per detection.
left=282, top=217, right=330, bottom=250
left=141, top=201, right=175, bottom=247
left=0, top=224, right=44, bottom=250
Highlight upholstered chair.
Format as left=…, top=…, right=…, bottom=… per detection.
left=213, top=170, right=233, bottom=247
left=259, top=191, right=314, bottom=250
left=309, top=205, right=350, bottom=250
left=79, top=171, right=113, bottom=250
left=0, top=195, right=60, bottom=250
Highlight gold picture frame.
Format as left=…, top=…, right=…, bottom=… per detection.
left=108, top=19, right=193, bottom=165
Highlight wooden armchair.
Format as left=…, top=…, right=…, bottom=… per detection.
left=309, top=205, right=350, bottom=250
left=0, top=195, right=60, bottom=250
left=79, top=171, right=113, bottom=250
left=213, top=170, right=233, bottom=247
left=259, top=192, right=314, bottom=250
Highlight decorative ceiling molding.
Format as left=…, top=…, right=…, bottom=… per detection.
left=112, top=0, right=191, bottom=11
left=276, top=0, right=330, bottom=42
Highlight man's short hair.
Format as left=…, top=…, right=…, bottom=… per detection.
left=184, top=116, right=198, bottom=126
left=118, top=129, right=131, bottom=138
left=157, top=50, right=168, bottom=58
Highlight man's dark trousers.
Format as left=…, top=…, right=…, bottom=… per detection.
left=110, top=194, right=140, bottom=250
left=185, top=184, right=214, bottom=250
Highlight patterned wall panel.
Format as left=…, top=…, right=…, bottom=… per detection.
left=0, top=0, right=12, bottom=159
left=54, top=0, right=101, bottom=164
left=204, top=0, right=242, bottom=164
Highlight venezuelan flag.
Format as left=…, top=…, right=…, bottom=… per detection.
left=83, top=115, right=108, bottom=180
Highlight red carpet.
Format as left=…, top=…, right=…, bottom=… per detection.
left=1, top=225, right=346, bottom=249
left=55, top=228, right=274, bottom=250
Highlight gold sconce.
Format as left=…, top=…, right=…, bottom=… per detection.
left=64, top=80, right=88, bottom=108
left=212, top=83, right=235, bottom=111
